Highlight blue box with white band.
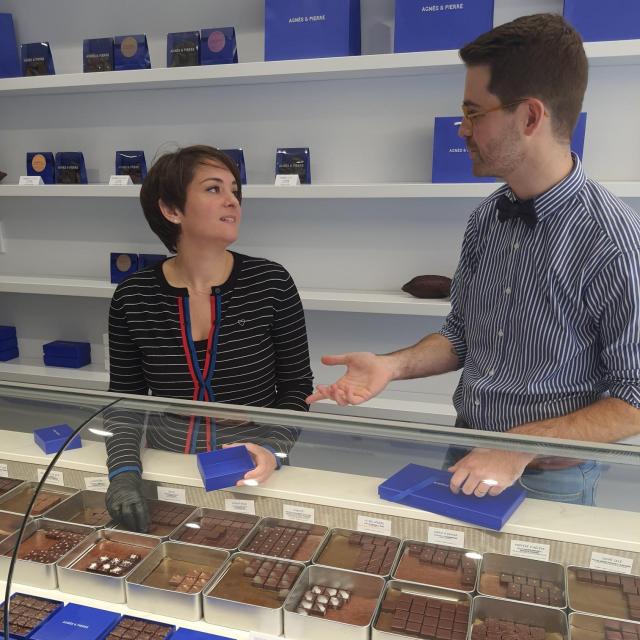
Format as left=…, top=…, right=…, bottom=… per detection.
left=197, top=446, right=256, bottom=492
left=34, top=423, right=82, bottom=455
left=29, top=603, right=120, bottom=640
left=378, top=463, right=526, bottom=531
left=564, top=0, right=640, bottom=42
left=394, top=0, right=494, bottom=53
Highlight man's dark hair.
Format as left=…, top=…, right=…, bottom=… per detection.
left=459, top=13, right=588, bottom=141
left=140, top=145, right=242, bottom=253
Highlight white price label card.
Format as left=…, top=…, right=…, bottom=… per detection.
left=428, top=527, right=465, bottom=548
left=0, top=463, right=8, bottom=478
left=157, top=486, right=187, bottom=504
left=249, top=632, right=281, bottom=640
left=19, top=175, right=44, bottom=186
left=590, top=552, right=634, bottom=574
left=109, top=175, right=133, bottom=186
left=283, top=504, right=315, bottom=524
left=37, top=468, right=64, bottom=486
left=357, top=516, right=392, bottom=537
left=274, top=174, right=301, bottom=186
left=510, top=540, right=550, bottom=562
left=225, top=499, right=256, bottom=515
left=84, top=476, right=109, bottom=493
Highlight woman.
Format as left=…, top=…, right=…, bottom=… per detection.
left=105, top=145, right=313, bottom=531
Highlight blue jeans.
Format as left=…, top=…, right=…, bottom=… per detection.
left=443, top=446, right=601, bottom=506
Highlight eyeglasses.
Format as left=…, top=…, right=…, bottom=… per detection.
left=459, top=99, right=530, bottom=129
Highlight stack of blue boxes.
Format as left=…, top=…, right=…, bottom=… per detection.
left=42, top=341, right=91, bottom=369
left=0, top=326, right=19, bottom=362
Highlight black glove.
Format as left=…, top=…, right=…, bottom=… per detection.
left=105, top=472, right=149, bottom=533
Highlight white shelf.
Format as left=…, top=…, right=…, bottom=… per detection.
left=0, top=40, right=638, bottom=97
left=1, top=181, right=639, bottom=199
left=0, top=356, right=108, bottom=390
left=0, top=275, right=452, bottom=316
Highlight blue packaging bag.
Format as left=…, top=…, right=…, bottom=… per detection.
left=200, top=28, right=238, bottom=65
left=275, top=148, right=311, bottom=184
left=114, top=34, right=151, bottom=70
left=83, top=37, right=114, bottom=73
left=167, top=31, right=200, bottom=67
left=221, top=148, right=247, bottom=185
left=54, top=152, right=88, bottom=184
left=21, top=41, right=55, bottom=76
left=564, top=0, right=640, bottom=42
left=27, top=152, right=56, bottom=184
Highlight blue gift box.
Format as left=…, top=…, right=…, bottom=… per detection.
left=200, top=28, right=237, bottom=65
left=0, top=347, right=19, bottom=362
left=432, top=116, right=496, bottom=183
left=43, top=341, right=91, bottom=368
left=0, top=326, right=17, bottom=340
left=114, top=34, right=151, bottom=71
left=21, top=41, right=55, bottom=76
left=0, top=336, right=18, bottom=351
left=265, top=0, right=361, bottom=61
left=564, top=0, right=640, bottom=42
left=138, top=253, right=166, bottom=270
left=54, top=152, right=88, bottom=185
left=379, top=463, right=525, bottom=531
left=571, top=112, right=587, bottom=161
left=0, top=593, right=64, bottom=640
left=197, top=446, right=256, bottom=491
left=82, top=37, right=114, bottom=73
left=167, top=31, right=200, bottom=68
left=34, top=423, right=82, bottom=455
left=0, top=13, right=21, bottom=79
left=276, top=148, right=311, bottom=184
left=27, top=152, right=56, bottom=184
left=107, top=616, right=175, bottom=640
left=30, top=603, right=120, bottom=640
left=395, top=0, right=494, bottom=53
left=221, top=148, right=247, bottom=185
left=111, top=252, right=139, bottom=283
left=172, top=629, right=234, bottom=640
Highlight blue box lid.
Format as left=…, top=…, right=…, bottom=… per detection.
left=0, top=326, right=17, bottom=340
left=30, top=604, right=120, bottom=640
left=197, top=446, right=255, bottom=491
left=34, top=423, right=82, bottom=454
left=378, top=463, right=526, bottom=531
left=171, top=629, right=235, bottom=640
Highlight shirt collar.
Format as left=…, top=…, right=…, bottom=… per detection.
left=505, top=152, right=587, bottom=225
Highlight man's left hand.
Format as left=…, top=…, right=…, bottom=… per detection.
left=448, top=448, right=536, bottom=497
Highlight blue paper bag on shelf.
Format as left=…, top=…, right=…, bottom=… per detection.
left=21, top=41, right=55, bottom=76
left=221, top=148, right=247, bottom=184
left=138, top=253, right=166, bottom=270
left=111, top=252, right=139, bottom=283
left=83, top=37, right=114, bottom=73
left=432, top=116, right=496, bottom=183
left=27, top=152, right=56, bottom=184
left=200, top=28, right=238, bottom=65
left=265, top=0, right=361, bottom=61
left=0, top=13, right=21, bottom=78
left=571, top=112, right=587, bottom=161
left=394, top=0, right=494, bottom=53
left=34, top=423, right=82, bottom=454
left=378, top=463, right=526, bottom=531
left=197, top=446, right=256, bottom=491
left=114, top=34, right=151, bottom=71
left=564, top=0, right=640, bottom=42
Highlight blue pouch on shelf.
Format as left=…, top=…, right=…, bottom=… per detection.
left=432, top=116, right=496, bottom=183
left=114, top=34, right=151, bottom=71
left=43, top=340, right=91, bottom=369
left=111, top=252, right=139, bottom=283
left=115, top=150, right=147, bottom=184
left=83, top=37, right=114, bottom=73
left=21, top=41, right=55, bottom=76
left=30, top=603, right=120, bottom=640
left=0, top=593, right=64, bottom=640
left=34, top=423, right=82, bottom=454
left=275, top=147, right=311, bottom=184
left=379, top=463, right=526, bottom=531
left=138, top=253, right=166, bottom=270
left=167, top=31, right=200, bottom=67
left=265, top=0, right=361, bottom=61
left=197, top=446, right=256, bottom=491
left=0, top=335, right=18, bottom=351
left=221, top=148, right=247, bottom=185
left=0, top=13, right=21, bottom=79
left=0, top=326, right=17, bottom=340
left=394, top=0, right=494, bottom=53
left=27, top=152, right=55, bottom=184
left=564, top=0, right=640, bottom=42
left=200, top=28, right=239, bottom=66
left=54, top=152, right=88, bottom=185
left=571, top=112, right=588, bottom=161
left=0, top=347, right=19, bottom=362
left=171, top=630, right=235, bottom=640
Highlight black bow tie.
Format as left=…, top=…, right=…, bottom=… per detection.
left=496, top=194, right=537, bottom=229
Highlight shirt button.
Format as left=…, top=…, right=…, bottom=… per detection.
left=504, top=287, right=512, bottom=295
left=488, top=369, right=495, bottom=377
left=498, top=330, right=504, bottom=337
left=513, top=242, right=520, bottom=250
left=214, top=287, right=221, bottom=294
left=474, top=399, right=481, bottom=406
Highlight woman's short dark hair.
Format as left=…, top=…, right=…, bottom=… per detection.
left=140, top=145, right=242, bottom=253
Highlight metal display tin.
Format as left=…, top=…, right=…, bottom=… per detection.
left=56, top=528, right=161, bottom=603
left=238, top=517, right=330, bottom=563
left=312, top=527, right=402, bottom=578
left=372, top=580, right=472, bottom=640
left=126, top=541, right=230, bottom=621
left=169, top=506, right=260, bottom=550
left=0, top=477, right=24, bottom=498
left=569, top=612, right=640, bottom=640
left=44, top=490, right=112, bottom=528
left=111, top=499, right=198, bottom=539
left=204, top=551, right=305, bottom=635
left=0, top=482, right=77, bottom=517
left=284, top=564, right=386, bottom=640
left=471, top=596, right=569, bottom=639
left=392, top=539, right=481, bottom=594
left=478, top=552, right=567, bottom=609
left=0, top=518, right=94, bottom=589
left=0, top=509, right=29, bottom=542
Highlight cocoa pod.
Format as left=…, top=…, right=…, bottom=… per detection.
left=402, top=275, right=452, bottom=299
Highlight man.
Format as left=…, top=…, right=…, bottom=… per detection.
left=306, top=14, right=640, bottom=505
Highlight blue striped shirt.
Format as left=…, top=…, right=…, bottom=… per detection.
left=440, top=155, right=640, bottom=431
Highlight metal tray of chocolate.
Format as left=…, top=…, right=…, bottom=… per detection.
left=0, top=518, right=94, bottom=589
left=0, top=509, right=30, bottom=543
left=372, top=579, right=472, bottom=640
left=283, top=564, right=386, bottom=640
left=56, top=528, right=160, bottom=603
left=45, top=490, right=112, bottom=528
left=126, top=541, right=230, bottom=621
left=111, top=498, right=197, bottom=539
left=0, top=481, right=78, bottom=517
left=204, top=551, right=305, bottom=635
left=568, top=612, right=640, bottom=640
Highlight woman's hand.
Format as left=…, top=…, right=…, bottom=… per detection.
left=223, top=442, right=278, bottom=486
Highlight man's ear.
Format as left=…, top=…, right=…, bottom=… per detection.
left=158, top=198, right=181, bottom=224
left=523, top=98, right=547, bottom=137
